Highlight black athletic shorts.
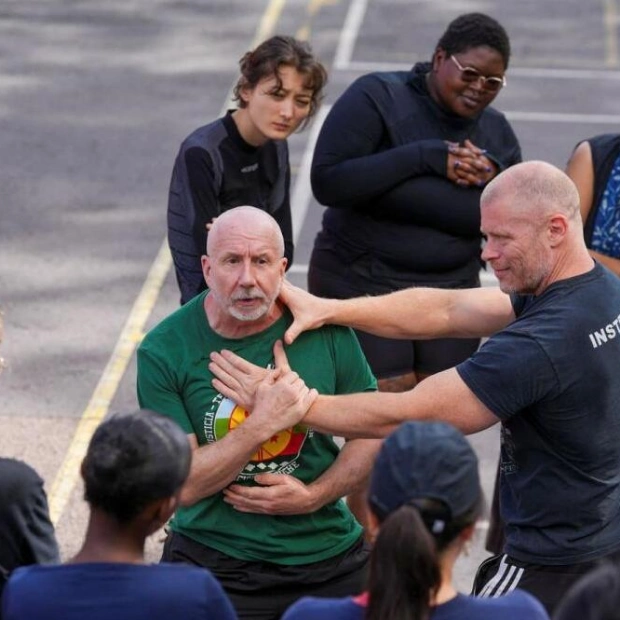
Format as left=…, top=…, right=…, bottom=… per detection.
left=162, top=531, right=369, bottom=620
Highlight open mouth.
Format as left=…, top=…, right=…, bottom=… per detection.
left=236, top=297, right=260, bottom=304
left=234, top=295, right=266, bottom=306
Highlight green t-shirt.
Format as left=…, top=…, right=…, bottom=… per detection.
left=137, top=292, right=377, bottom=565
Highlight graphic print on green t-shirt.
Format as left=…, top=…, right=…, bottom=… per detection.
left=208, top=392, right=308, bottom=479
left=136, top=291, right=377, bottom=564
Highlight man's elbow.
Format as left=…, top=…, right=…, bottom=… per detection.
left=178, top=482, right=203, bottom=507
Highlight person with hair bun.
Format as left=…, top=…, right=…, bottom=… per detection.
left=2, top=410, right=237, bottom=620
left=168, top=34, right=327, bottom=305
left=282, top=422, right=548, bottom=620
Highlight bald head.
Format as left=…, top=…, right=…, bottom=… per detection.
left=202, top=206, right=287, bottom=331
left=207, top=206, right=285, bottom=258
left=480, top=161, right=592, bottom=295
left=482, top=161, right=581, bottom=223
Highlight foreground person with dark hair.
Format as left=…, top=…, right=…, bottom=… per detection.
left=282, top=422, right=547, bottom=620
left=553, top=561, right=620, bottom=620
left=2, top=410, right=237, bottom=620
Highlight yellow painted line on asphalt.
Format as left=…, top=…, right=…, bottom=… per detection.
left=296, top=0, right=337, bottom=42
left=49, top=239, right=172, bottom=525
left=48, top=0, right=287, bottom=527
left=257, top=0, right=287, bottom=42
left=604, top=0, right=619, bottom=67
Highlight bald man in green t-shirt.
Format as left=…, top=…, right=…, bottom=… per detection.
left=137, top=206, right=379, bottom=620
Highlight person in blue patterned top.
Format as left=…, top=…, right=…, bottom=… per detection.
left=566, top=133, right=620, bottom=275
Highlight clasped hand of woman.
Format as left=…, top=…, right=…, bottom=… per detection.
left=446, top=139, right=497, bottom=187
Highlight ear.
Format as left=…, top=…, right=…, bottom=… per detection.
left=432, top=47, right=447, bottom=71
left=157, top=495, right=179, bottom=525
left=239, top=83, right=252, bottom=104
left=367, top=509, right=381, bottom=544
left=279, top=257, right=287, bottom=277
left=201, top=254, right=211, bottom=286
left=145, top=496, right=179, bottom=536
left=548, top=214, right=569, bottom=247
left=459, top=523, right=476, bottom=543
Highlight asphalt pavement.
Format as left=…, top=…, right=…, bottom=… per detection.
left=2, top=0, right=620, bottom=592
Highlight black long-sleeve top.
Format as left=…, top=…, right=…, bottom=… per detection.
left=311, top=62, right=522, bottom=283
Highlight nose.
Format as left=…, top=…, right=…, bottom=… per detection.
left=279, top=98, right=294, bottom=120
left=239, top=260, right=257, bottom=286
left=469, top=77, right=486, bottom=93
left=480, top=238, right=497, bottom=262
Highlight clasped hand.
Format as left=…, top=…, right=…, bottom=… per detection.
left=446, top=139, right=497, bottom=187
left=223, top=473, right=317, bottom=515
left=209, top=340, right=317, bottom=438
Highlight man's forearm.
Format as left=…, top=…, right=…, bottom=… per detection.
left=327, top=289, right=454, bottom=340
left=181, top=423, right=272, bottom=506
left=326, top=287, right=510, bottom=340
left=306, top=438, right=382, bottom=509
left=304, top=369, right=500, bottom=439
left=304, top=392, right=412, bottom=439
left=182, top=370, right=316, bottom=506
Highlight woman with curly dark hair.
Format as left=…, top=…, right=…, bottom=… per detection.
left=167, top=35, right=327, bottom=304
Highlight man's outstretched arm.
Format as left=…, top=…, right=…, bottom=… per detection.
left=304, top=367, right=499, bottom=438
left=280, top=280, right=515, bottom=344
left=210, top=343, right=499, bottom=440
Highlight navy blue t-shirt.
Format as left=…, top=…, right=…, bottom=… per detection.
left=281, top=591, right=548, bottom=620
left=2, top=562, right=237, bottom=619
left=457, top=262, right=620, bottom=564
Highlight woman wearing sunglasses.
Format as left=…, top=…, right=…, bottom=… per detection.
left=308, top=13, right=521, bottom=393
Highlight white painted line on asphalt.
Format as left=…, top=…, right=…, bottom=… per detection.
left=48, top=0, right=288, bottom=527
left=505, top=111, right=620, bottom=124
left=257, top=0, right=287, bottom=42
left=604, top=0, right=619, bottom=68
left=291, top=105, right=329, bottom=241
left=333, top=0, right=369, bottom=69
